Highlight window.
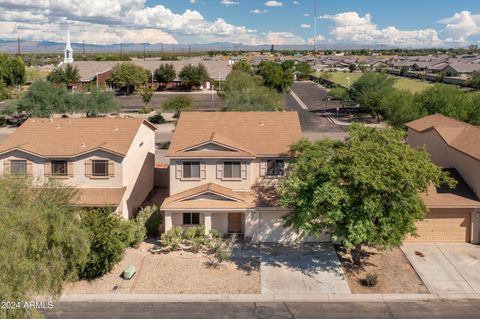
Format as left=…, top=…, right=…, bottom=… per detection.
left=51, top=160, right=68, bottom=176
left=183, top=213, right=200, bottom=225
left=266, top=159, right=285, bottom=177
left=223, top=161, right=241, bottom=178
left=183, top=162, right=200, bottom=178
left=11, top=160, right=27, bottom=175
left=92, top=160, right=108, bottom=177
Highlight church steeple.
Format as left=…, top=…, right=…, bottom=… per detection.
left=63, top=27, right=73, bottom=64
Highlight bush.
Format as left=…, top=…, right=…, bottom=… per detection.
left=136, top=205, right=163, bottom=237
left=139, top=106, right=154, bottom=114
left=0, top=116, right=6, bottom=126
left=148, top=112, right=166, bottom=124
left=79, top=209, right=133, bottom=280
left=361, top=271, right=378, bottom=287
left=160, top=226, right=184, bottom=250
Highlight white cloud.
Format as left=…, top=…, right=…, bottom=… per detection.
left=264, top=1, right=283, bottom=7
left=303, top=13, right=310, bottom=17
left=320, top=11, right=443, bottom=47
left=438, top=11, right=480, bottom=43
left=263, top=32, right=306, bottom=45
left=293, top=1, right=300, bottom=4
left=301, top=24, right=311, bottom=28
left=190, top=0, right=196, bottom=3
left=220, top=0, right=239, bottom=6
left=251, top=9, right=268, bottom=14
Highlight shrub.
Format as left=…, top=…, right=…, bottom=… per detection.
left=0, top=116, right=6, bottom=126
left=160, top=226, right=184, bottom=250
left=139, top=106, right=154, bottom=114
left=361, top=271, right=378, bottom=287
left=148, top=113, right=166, bottom=124
left=214, top=233, right=237, bottom=263
left=137, top=205, right=163, bottom=237
left=79, top=209, right=133, bottom=280
left=209, top=229, right=224, bottom=240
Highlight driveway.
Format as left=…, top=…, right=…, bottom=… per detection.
left=235, top=243, right=350, bottom=294
left=402, top=243, right=480, bottom=294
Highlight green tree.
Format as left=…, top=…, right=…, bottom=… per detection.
left=467, top=70, right=480, bottom=89
left=349, top=72, right=396, bottom=121
left=179, top=63, right=210, bottom=89
left=154, top=63, right=176, bottom=85
left=381, top=89, right=426, bottom=128
left=0, top=80, right=10, bottom=101
left=257, top=61, right=293, bottom=92
left=17, top=81, right=70, bottom=117
left=295, top=62, right=313, bottom=80
left=0, top=178, right=90, bottom=318
left=162, top=95, right=193, bottom=117
left=110, top=62, right=149, bottom=95
left=47, top=64, right=80, bottom=84
left=72, top=89, right=121, bottom=117
left=138, top=85, right=154, bottom=107
left=232, top=60, right=253, bottom=74
left=280, top=125, right=454, bottom=266
left=281, top=60, right=295, bottom=71
left=0, top=54, right=26, bottom=86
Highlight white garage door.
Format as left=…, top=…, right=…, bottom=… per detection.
left=256, top=212, right=329, bottom=243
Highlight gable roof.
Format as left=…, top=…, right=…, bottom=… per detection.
left=406, top=114, right=480, bottom=161
left=0, top=118, right=156, bottom=158
left=72, top=187, right=126, bottom=207
left=168, top=112, right=302, bottom=158
left=160, top=183, right=253, bottom=210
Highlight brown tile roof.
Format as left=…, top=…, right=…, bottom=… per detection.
left=72, top=187, right=126, bottom=207
left=161, top=183, right=253, bottom=210
left=406, top=114, right=480, bottom=161
left=168, top=112, right=302, bottom=158
left=421, top=169, right=480, bottom=208
left=0, top=118, right=155, bottom=158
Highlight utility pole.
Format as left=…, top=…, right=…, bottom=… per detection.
left=17, top=36, right=20, bottom=55
left=120, top=43, right=123, bottom=58
left=82, top=40, right=85, bottom=57
left=143, top=43, right=146, bottom=61
left=314, top=0, right=317, bottom=53
left=188, top=45, right=191, bottom=57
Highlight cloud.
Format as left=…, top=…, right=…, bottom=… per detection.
left=251, top=9, right=268, bottom=14
left=320, top=11, right=443, bottom=47
left=220, top=0, right=239, bottom=6
left=301, top=24, right=311, bottom=28
left=263, top=32, right=306, bottom=45
left=438, top=11, right=480, bottom=43
left=303, top=13, right=310, bottom=17
left=0, top=0, right=306, bottom=45
left=293, top=1, right=300, bottom=4
left=264, top=1, right=283, bottom=7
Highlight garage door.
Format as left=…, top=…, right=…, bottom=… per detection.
left=407, top=210, right=471, bottom=242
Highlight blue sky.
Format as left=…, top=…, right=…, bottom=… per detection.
left=0, top=0, right=480, bottom=47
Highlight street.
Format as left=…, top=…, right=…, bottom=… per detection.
left=42, top=300, right=480, bottom=319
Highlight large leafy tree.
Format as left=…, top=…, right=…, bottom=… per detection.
left=0, top=54, right=26, bottom=86
left=0, top=178, right=90, bottom=318
left=17, top=81, right=71, bottom=117
left=280, top=125, right=454, bottom=266
left=154, top=63, right=176, bottom=85
left=110, top=62, right=150, bottom=95
left=257, top=61, right=293, bottom=92
left=162, top=95, right=193, bottom=117
left=349, top=72, right=395, bottom=121
left=232, top=60, right=254, bottom=74
left=467, top=70, right=480, bottom=89
left=295, top=62, right=313, bottom=80
left=381, top=89, right=426, bottom=128
left=222, top=70, right=284, bottom=111
left=179, top=63, right=210, bottom=89
left=71, top=89, right=121, bottom=117
left=47, top=64, right=81, bottom=84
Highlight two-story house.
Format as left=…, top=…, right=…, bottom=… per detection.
left=160, top=112, right=321, bottom=243
left=0, top=118, right=156, bottom=219
left=406, top=114, right=480, bottom=243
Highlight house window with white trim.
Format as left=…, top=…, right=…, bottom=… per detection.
left=92, top=160, right=108, bottom=177
left=11, top=160, right=27, bottom=175
left=51, top=160, right=68, bottom=177
left=266, top=159, right=285, bottom=177
left=183, top=212, right=200, bottom=225
left=183, top=162, right=200, bottom=178
left=223, top=161, right=241, bottom=178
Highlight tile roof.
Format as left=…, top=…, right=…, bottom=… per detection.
left=421, top=169, right=480, bottom=208
left=406, top=114, right=480, bottom=161
left=161, top=183, right=253, bottom=210
left=0, top=118, right=155, bottom=158
left=72, top=187, right=126, bottom=207
left=168, top=112, right=302, bottom=158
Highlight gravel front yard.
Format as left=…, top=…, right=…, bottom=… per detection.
left=63, top=242, right=260, bottom=295
left=335, top=246, right=429, bottom=294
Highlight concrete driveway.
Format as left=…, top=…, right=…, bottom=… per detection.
left=236, top=243, right=350, bottom=295
left=402, top=243, right=480, bottom=294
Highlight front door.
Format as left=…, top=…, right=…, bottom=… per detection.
left=228, top=213, right=243, bottom=233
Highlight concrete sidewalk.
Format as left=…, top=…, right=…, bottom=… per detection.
left=59, top=292, right=480, bottom=303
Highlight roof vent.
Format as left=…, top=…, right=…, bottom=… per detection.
left=68, top=120, right=72, bottom=124
left=114, top=127, right=119, bottom=131
left=80, top=142, right=86, bottom=148
left=55, top=124, right=60, bottom=129
left=49, top=118, right=53, bottom=123
left=259, top=121, right=265, bottom=127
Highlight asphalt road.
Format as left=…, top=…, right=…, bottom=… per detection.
left=42, top=300, right=480, bottom=319
left=290, top=81, right=342, bottom=112
left=116, top=92, right=223, bottom=112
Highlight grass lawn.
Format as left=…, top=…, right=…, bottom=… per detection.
left=325, top=72, right=433, bottom=94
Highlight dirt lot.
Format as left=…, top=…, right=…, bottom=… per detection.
left=335, top=246, right=429, bottom=294
left=64, top=242, right=260, bottom=295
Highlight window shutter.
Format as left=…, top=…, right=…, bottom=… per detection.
left=260, top=160, right=267, bottom=176
left=216, top=161, right=223, bottom=179
left=44, top=160, right=51, bottom=177
left=85, top=160, right=92, bottom=177
left=3, top=160, right=11, bottom=175
left=175, top=162, right=183, bottom=179
left=26, top=161, right=33, bottom=176
left=68, top=161, right=74, bottom=177
left=241, top=162, right=247, bottom=179
left=108, top=161, right=115, bottom=177
left=200, top=161, right=206, bottom=179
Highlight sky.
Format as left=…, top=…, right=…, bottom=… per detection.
left=0, top=0, right=480, bottom=47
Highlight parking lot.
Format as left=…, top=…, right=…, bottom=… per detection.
left=117, top=92, right=222, bottom=112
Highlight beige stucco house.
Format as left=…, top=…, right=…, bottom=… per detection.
left=161, top=112, right=324, bottom=243
left=0, top=118, right=156, bottom=219
left=406, top=114, right=480, bottom=243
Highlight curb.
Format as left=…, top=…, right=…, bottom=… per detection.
left=59, top=293, right=480, bottom=303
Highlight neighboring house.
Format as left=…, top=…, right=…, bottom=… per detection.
left=0, top=118, right=156, bottom=219
left=160, top=112, right=322, bottom=243
left=406, top=114, right=480, bottom=243
left=440, top=62, right=480, bottom=78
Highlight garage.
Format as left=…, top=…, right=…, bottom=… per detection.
left=407, top=209, right=472, bottom=242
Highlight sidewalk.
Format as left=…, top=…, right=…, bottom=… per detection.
left=60, top=292, right=480, bottom=303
